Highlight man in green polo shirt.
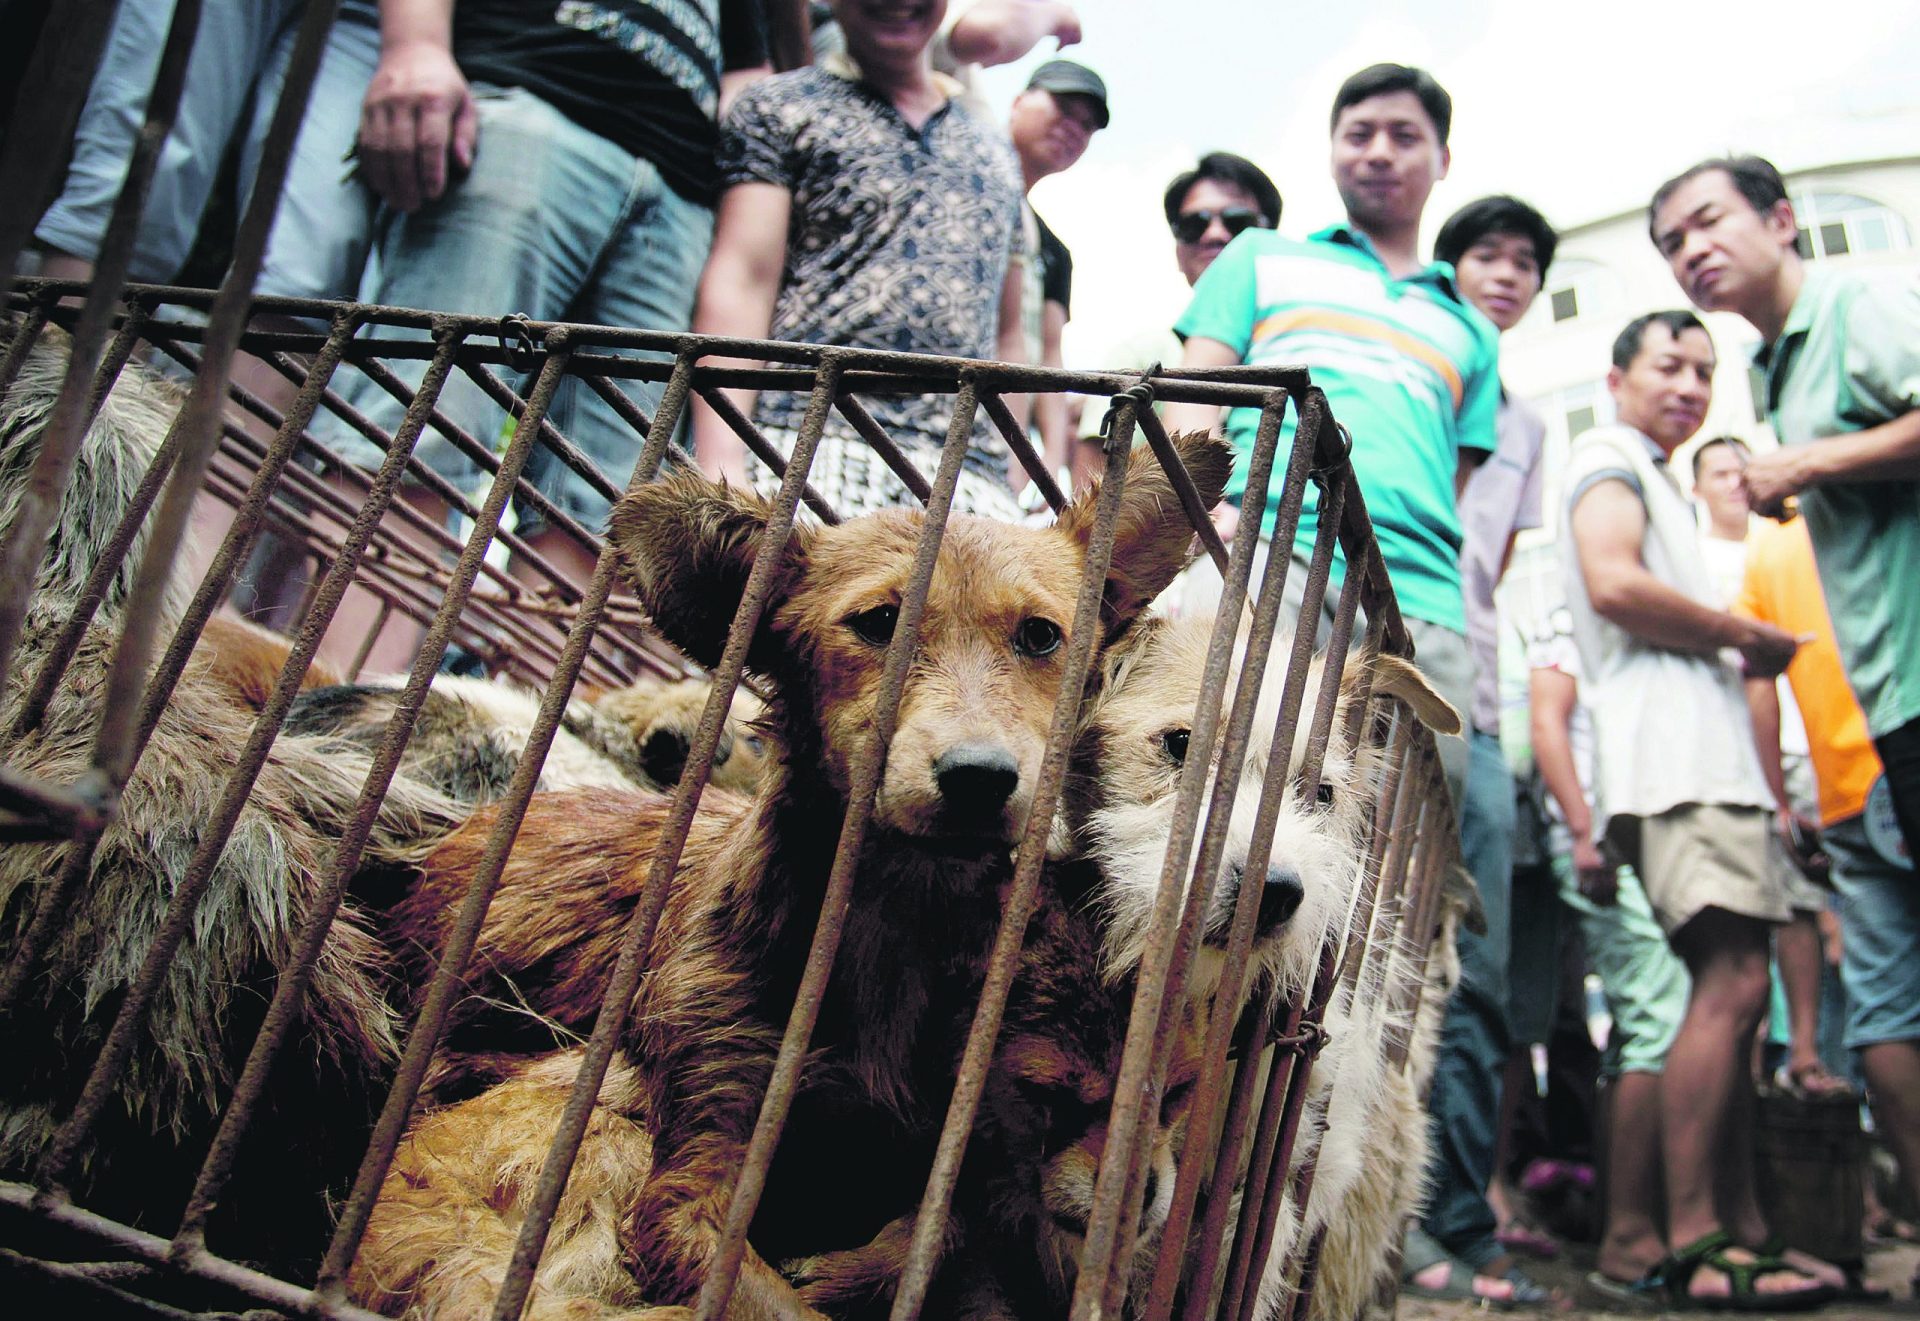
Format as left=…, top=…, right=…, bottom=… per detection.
left=1652, top=152, right=1920, bottom=1292
left=1163, top=63, right=1532, bottom=1308
left=1650, top=154, right=1920, bottom=859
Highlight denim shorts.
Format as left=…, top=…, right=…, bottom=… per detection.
left=325, top=85, right=714, bottom=533
left=34, top=0, right=378, bottom=296
left=1551, top=850, right=1689, bottom=1076
left=1825, top=813, right=1920, bottom=1049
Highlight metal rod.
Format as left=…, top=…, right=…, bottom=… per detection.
left=1066, top=389, right=1286, bottom=1321
left=488, top=355, right=842, bottom=1321
left=886, top=396, right=1139, bottom=1321
left=31, top=330, right=465, bottom=1191
left=316, top=351, right=696, bottom=1306
left=694, top=374, right=984, bottom=1321
left=169, top=339, right=572, bottom=1250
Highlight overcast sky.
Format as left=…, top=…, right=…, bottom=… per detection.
left=970, top=0, right=1920, bottom=368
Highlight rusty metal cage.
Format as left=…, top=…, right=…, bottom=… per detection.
left=0, top=5, right=1463, bottom=1318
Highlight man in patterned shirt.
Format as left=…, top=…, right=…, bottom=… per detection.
left=691, top=0, right=1029, bottom=520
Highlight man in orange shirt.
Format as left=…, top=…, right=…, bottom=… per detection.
left=1737, top=515, right=1919, bottom=1251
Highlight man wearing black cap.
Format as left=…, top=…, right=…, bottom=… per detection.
left=1008, top=59, right=1107, bottom=484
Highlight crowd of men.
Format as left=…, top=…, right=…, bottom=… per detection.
left=22, top=0, right=1920, bottom=1311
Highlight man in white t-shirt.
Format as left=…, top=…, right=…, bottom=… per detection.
left=1561, top=311, right=1830, bottom=1307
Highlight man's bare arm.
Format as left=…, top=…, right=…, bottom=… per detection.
left=689, top=182, right=792, bottom=485
left=1569, top=478, right=1798, bottom=675
left=995, top=257, right=1032, bottom=445
left=1743, top=409, right=1920, bottom=517
left=1744, top=675, right=1791, bottom=812
left=1034, top=299, right=1070, bottom=477
left=1160, top=336, right=1240, bottom=437
left=946, top=0, right=1081, bottom=66
left=1529, top=666, right=1591, bottom=844
left=1530, top=665, right=1617, bottom=904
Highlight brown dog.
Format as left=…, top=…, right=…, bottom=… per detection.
left=350, top=877, right=1202, bottom=1321
left=369, top=435, right=1230, bottom=1318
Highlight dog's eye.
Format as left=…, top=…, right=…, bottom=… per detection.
left=1315, top=780, right=1336, bottom=809
left=846, top=604, right=898, bottom=646
left=1159, top=1078, right=1196, bottom=1117
left=1161, top=729, right=1190, bottom=766
left=1014, top=617, right=1063, bottom=658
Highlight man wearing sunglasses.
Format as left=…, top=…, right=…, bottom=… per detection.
left=1165, top=152, right=1282, bottom=288
left=1071, top=153, right=1280, bottom=489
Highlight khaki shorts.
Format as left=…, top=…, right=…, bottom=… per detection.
left=1608, top=803, right=1790, bottom=936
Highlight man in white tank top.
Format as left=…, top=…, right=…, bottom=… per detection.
left=1561, top=312, right=1832, bottom=1307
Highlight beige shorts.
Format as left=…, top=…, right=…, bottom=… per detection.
left=1608, top=803, right=1790, bottom=936
left=1772, top=835, right=1830, bottom=914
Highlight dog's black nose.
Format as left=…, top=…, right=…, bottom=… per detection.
left=1256, top=866, right=1304, bottom=932
left=933, top=743, right=1020, bottom=815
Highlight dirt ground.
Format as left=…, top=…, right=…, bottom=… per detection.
left=1394, top=1240, right=1920, bottom=1320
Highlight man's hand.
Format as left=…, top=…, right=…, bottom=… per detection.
left=1775, top=805, right=1833, bottom=886
left=1741, top=446, right=1816, bottom=519
left=1735, top=619, right=1800, bottom=679
left=358, top=40, right=477, bottom=214
left=1573, top=837, right=1617, bottom=906
left=1042, top=2, right=1084, bottom=47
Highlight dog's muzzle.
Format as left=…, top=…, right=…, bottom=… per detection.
left=932, top=742, right=1021, bottom=822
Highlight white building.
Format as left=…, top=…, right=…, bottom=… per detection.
left=1500, top=153, right=1920, bottom=540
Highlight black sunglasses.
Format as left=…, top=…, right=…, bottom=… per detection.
left=1172, top=206, right=1271, bottom=244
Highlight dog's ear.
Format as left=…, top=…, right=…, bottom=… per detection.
left=1058, top=430, right=1234, bottom=640
left=1340, top=649, right=1462, bottom=737
left=1084, top=611, right=1167, bottom=708
left=608, top=472, right=813, bottom=671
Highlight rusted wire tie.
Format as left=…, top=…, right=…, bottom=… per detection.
left=497, top=312, right=540, bottom=373
left=1098, top=363, right=1160, bottom=451
left=1266, top=1019, right=1330, bottom=1055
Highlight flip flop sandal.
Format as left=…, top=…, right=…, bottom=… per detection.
left=1865, top=1212, right=1920, bottom=1246
left=1660, top=1229, right=1836, bottom=1312
left=1400, top=1257, right=1519, bottom=1309
left=1750, top=1235, right=1889, bottom=1304
left=1499, top=1266, right=1558, bottom=1308
left=1581, top=1269, right=1665, bottom=1314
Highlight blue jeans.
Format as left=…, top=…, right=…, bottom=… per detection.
left=1420, top=727, right=1513, bottom=1268
left=34, top=0, right=378, bottom=294
left=1827, top=813, right=1920, bottom=1049
left=329, top=85, right=713, bottom=533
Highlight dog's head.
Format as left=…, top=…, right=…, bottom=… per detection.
left=1069, top=612, right=1460, bottom=1005
left=608, top=434, right=1229, bottom=844
left=968, top=898, right=1202, bottom=1306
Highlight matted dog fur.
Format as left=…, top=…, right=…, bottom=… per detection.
left=0, top=332, right=462, bottom=1269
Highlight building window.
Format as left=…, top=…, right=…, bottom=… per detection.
left=1791, top=189, right=1912, bottom=260
left=1566, top=403, right=1596, bottom=437
left=1538, top=258, right=1615, bottom=327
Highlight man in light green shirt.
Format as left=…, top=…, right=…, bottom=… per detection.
left=1653, top=152, right=1920, bottom=1291
left=1651, top=154, right=1920, bottom=856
